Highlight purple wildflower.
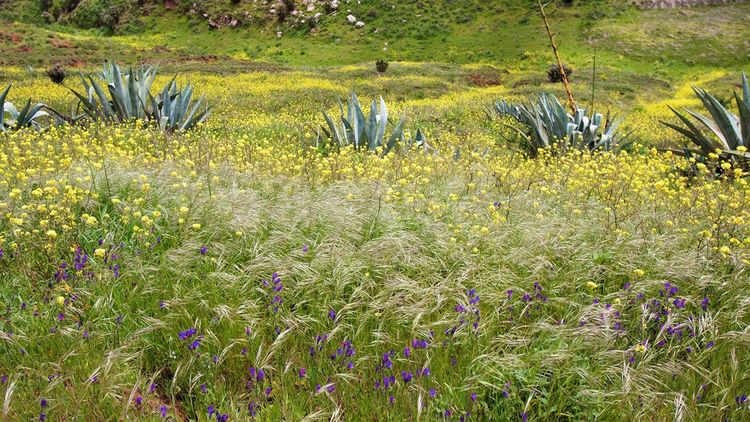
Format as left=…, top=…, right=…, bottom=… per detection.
left=401, top=371, right=413, bottom=383
left=179, top=328, right=197, bottom=340
left=188, top=338, right=201, bottom=350
left=200, top=246, right=208, bottom=255
left=412, top=338, right=429, bottom=349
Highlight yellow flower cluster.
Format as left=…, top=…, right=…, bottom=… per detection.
left=0, top=69, right=748, bottom=271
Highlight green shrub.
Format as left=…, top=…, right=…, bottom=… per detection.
left=66, top=0, right=134, bottom=33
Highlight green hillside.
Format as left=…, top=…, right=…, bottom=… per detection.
left=1, top=0, right=748, bottom=70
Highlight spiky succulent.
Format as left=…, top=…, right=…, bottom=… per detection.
left=148, top=80, right=211, bottom=132
left=662, top=72, right=750, bottom=167
left=72, top=62, right=155, bottom=123
left=1, top=85, right=53, bottom=133
left=98, top=62, right=156, bottom=87
left=71, top=61, right=210, bottom=132
left=488, top=93, right=629, bottom=155
left=318, top=92, right=426, bottom=156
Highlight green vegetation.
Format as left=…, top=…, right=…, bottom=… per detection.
left=319, top=92, right=424, bottom=156
left=0, top=85, right=52, bottom=132
left=70, top=61, right=210, bottom=131
left=663, top=72, right=750, bottom=169
left=489, top=93, right=629, bottom=154
left=1, top=0, right=750, bottom=421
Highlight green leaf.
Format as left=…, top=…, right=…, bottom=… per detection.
left=0, top=84, right=10, bottom=131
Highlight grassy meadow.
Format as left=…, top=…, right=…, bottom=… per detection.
left=1, top=0, right=750, bottom=420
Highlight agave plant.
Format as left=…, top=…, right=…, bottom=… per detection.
left=72, top=62, right=155, bottom=123
left=1, top=85, right=53, bottom=133
left=488, top=93, right=628, bottom=155
left=319, top=92, right=426, bottom=156
left=662, top=73, right=750, bottom=166
left=71, top=61, right=210, bottom=132
left=98, top=62, right=156, bottom=86
left=147, top=80, right=211, bottom=132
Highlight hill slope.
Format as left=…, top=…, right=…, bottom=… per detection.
left=0, top=0, right=748, bottom=70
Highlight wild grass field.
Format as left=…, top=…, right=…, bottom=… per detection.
left=1, top=0, right=750, bottom=421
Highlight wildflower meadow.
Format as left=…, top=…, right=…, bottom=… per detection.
left=1, top=0, right=750, bottom=420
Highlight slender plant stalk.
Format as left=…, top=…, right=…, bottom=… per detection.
left=537, top=0, right=576, bottom=113
left=590, top=49, right=597, bottom=113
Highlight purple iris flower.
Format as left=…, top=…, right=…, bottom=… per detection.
left=188, top=338, right=201, bottom=350
left=179, top=328, right=197, bottom=340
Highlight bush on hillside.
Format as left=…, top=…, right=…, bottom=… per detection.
left=547, top=63, right=573, bottom=83
left=46, top=64, right=66, bottom=85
